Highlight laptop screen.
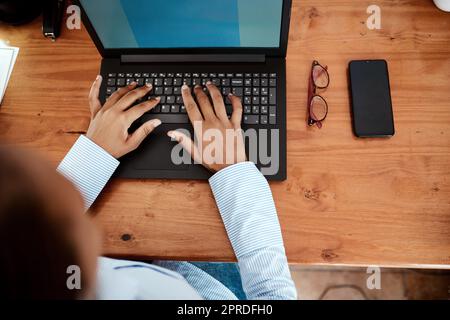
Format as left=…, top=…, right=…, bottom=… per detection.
left=80, top=0, right=284, bottom=49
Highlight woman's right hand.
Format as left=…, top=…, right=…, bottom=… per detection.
left=168, top=83, right=247, bottom=172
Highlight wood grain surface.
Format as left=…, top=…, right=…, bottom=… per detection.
left=0, top=0, right=449, bottom=268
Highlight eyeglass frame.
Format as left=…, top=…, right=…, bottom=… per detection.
left=307, top=60, right=330, bottom=128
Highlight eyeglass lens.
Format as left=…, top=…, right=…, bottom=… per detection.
left=310, top=95, right=328, bottom=121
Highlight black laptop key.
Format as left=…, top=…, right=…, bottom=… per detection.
left=141, top=114, right=189, bottom=124
left=222, top=87, right=231, bottom=96
left=269, top=106, right=276, bottom=124
left=231, top=78, right=243, bottom=86
left=260, top=115, right=268, bottom=125
left=243, top=115, right=259, bottom=125
left=154, top=87, right=163, bottom=95
left=107, top=78, right=116, bottom=86
left=261, top=105, right=268, bottom=114
left=269, top=88, right=276, bottom=104
left=166, top=96, right=175, bottom=104
left=261, top=96, right=268, bottom=105
left=232, top=87, right=243, bottom=97
left=117, top=78, right=125, bottom=86
left=150, top=105, right=161, bottom=113
left=161, top=105, right=170, bottom=113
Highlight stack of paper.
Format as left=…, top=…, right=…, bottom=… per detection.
left=0, top=46, right=19, bottom=105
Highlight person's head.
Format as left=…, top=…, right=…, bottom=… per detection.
left=0, top=147, right=101, bottom=299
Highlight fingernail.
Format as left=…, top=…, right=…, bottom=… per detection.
left=228, top=93, right=233, bottom=96
left=156, top=96, right=161, bottom=101
left=130, top=81, right=137, bottom=86
left=182, top=84, right=189, bottom=91
left=96, top=75, right=102, bottom=81
left=145, top=83, right=152, bottom=88
left=151, top=119, right=161, bottom=127
left=206, top=81, right=212, bottom=86
left=195, top=85, right=202, bottom=89
left=167, top=131, right=175, bottom=138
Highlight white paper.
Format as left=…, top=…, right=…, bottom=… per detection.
left=0, top=46, right=19, bottom=104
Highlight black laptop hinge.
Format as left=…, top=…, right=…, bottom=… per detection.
left=121, top=54, right=266, bottom=63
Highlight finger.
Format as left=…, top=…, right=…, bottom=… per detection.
left=115, top=83, right=153, bottom=111
left=167, top=130, right=202, bottom=164
left=105, top=82, right=137, bottom=107
left=124, top=97, right=161, bottom=124
left=181, top=85, right=203, bottom=122
left=126, top=118, right=162, bottom=149
left=88, top=75, right=102, bottom=118
left=194, top=85, right=215, bottom=120
left=206, top=81, right=228, bottom=122
left=229, top=93, right=243, bottom=128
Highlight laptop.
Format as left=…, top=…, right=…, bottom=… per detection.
left=77, top=0, right=291, bottom=180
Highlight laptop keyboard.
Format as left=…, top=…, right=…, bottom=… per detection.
left=105, top=72, right=277, bottom=125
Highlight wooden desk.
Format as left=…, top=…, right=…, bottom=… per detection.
left=0, top=0, right=449, bottom=268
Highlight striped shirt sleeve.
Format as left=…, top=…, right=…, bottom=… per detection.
left=209, top=162, right=297, bottom=300
left=57, top=135, right=119, bottom=209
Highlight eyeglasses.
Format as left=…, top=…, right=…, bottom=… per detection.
left=307, top=60, right=330, bottom=128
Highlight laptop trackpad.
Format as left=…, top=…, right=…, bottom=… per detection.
left=131, top=131, right=188, bottom=171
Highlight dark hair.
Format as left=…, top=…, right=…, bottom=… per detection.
left=0, top=147, right=85, bottom=299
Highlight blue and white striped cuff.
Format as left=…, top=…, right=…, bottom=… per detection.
left=57, top=135, right=119, bottom=210
left=209, top=162, right=284, bottom=258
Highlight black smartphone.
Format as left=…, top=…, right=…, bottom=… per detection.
left=348, top=60, right=395, bottom=137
